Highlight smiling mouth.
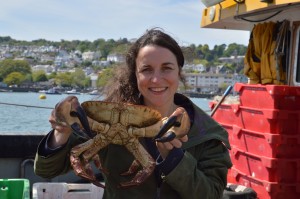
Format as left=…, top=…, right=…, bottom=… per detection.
left=149, top=87, right=167, bottom=92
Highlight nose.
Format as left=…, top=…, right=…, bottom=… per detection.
left=150, top=71, right=162, bottom=83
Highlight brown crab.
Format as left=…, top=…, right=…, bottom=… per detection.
left=53, top=96, right=190, bottom=188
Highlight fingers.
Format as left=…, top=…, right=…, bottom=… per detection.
left=155, top=107, right=190, bottom=141
left=156, top=136, right=188, bottom=159
left=157, top=135, right=188, bottom=149
left=179, top=135, right=188, bottom=142
left=49, top=109, right=71, bottom=133
left=169, top=107, right=185, bottom=118
left=156, top=107, right=190, bottom=159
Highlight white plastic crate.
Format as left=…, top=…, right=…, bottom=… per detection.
left=32, top=182, right=104, bottom=199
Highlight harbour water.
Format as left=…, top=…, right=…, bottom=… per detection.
left=0, top=92, right=211, bottom=134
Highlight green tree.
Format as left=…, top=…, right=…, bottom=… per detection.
left=92, top=38, right=106, bottom=54
left=97, top=68, right=114, bottom=87
left=198, top=44, right=213, bottom=62
left=71, top=68, right=90, bottom=88
left=47, top=72, right=57, bottom=80
left=0, top=59, right=31, bottom=81
left=224, top=43, right=247, bottom=57
left=111, top=43, right=129, bottom=54
left=77, top=40, right=92, bottom=52
left=32, top=39, right=50, bottom=46
left=182, top=45, right=196, bottom=64
left=32, top=70, right=48, bottom=82
left=101, top=39, right=116, bottom=58
left=55, top=72, right=72, bottom=87
left=213, top=44, right=226, bottom=58
left=3, top=72, right=25, bottom=86
left=0, top=36, right=14, bottom=43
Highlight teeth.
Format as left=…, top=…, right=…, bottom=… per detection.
left=150, top=87, right=166, bottom=92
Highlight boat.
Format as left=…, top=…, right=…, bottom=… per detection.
left=45, top=88, right=61, bottom=95
left=65, top=89, right=81, bottom=95
left=89, top=89, right=100, bottom=95
left=201, top=1, right=300, bottom=198
left=38, top=90, right=46, bottom=93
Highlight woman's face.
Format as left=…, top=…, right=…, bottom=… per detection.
left=135, top=45, right=180, bottom=109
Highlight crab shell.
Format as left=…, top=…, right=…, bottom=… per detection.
left=81, top=101, right=162, bottom=128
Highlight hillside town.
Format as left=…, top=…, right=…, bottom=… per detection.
left=0, top=41, right=248, bottom=95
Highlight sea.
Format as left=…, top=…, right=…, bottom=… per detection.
left=0, top=92, right=211, bottom=134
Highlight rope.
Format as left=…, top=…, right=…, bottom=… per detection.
left=0, top=102, right=53, bottom=109
left=0, top=101, right=212, bottom=113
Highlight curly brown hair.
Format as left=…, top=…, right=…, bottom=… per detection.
left=102, top=28, right=186, bottom=104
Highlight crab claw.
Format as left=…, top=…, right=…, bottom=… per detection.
left=154, top=107, right=190, bottom=142
left=70, top=101, right=94, bottom=138
left=155, top=131, right=177, bottom=142
left=54, top=96, right=94, bottom=139
left=153, top=115, right=179, bottom=142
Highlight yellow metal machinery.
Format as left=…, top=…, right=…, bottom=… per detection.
left=201, top=0, right=300, bottom=31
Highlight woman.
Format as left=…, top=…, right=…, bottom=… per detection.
left=34, top=28, right=232, bottom=199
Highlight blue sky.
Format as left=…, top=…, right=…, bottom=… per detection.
left=1, top=0, right=250, bottom=48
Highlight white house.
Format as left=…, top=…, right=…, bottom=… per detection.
left=107, top=53, right=125, bottom=63
left=82, top=51, right=101, bottom=61
left=218, top=55, right=245, bottom=64
left=32, top=65, right=55, bottom=74
left=184, top=64, right=206, bottom=72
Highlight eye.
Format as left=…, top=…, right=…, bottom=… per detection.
left=164, top=66, right=173, bottom=70
left=162, top=65, right=174, bottom=71
left=138, top=66, right=153, bottom=73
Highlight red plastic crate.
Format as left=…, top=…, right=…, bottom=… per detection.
left=230, top=148, right=300, bottom=183
left=235, top=83, right=300, bottom=110
left=209, top=102, right=237, bottom=125
left=231, top=167, right=300, bottom=199
left=227, top=168, right=235, bottom=184
left=231, top=125, right=300, bottom=158
left=234, top=105, right=300, bottom=134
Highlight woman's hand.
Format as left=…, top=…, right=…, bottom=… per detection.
left=156, top=134, right=188, bottom=159
left=48, top=109, right=73, bottom=148
left=156, top=107, right=190, bottom=159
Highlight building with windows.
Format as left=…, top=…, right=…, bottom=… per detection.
left=82, top=51, right=101, bottom=61
left=184, top=73, right=234, bottom=93
left=107, top=53, right=125, bottom=63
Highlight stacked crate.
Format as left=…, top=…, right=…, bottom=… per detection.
left=32, top=183, right=104, bottom=199
left=211, top=83, right=300, bottom=199
left=0, top=178, right=30, bottom=199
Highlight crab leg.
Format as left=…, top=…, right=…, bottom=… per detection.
left=81, top=133, right=110, bottom=175
left=119, top=140, right=155, bottom=188
left=120, top=160, right=140, bottom=176
left=70, top=139, right=104, bottom=187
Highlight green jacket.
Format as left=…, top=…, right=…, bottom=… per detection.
left=34, top=93, right=232, bottom=199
